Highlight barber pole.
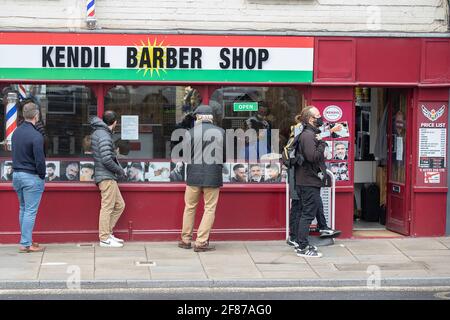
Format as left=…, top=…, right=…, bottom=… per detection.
left=5, top=92, right=18, bottom=150
left=18, top=84, right=28, bottom=100
left=87, top=0, right=95, bottom=18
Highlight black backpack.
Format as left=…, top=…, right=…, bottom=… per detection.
left=282, top=125, right=305, bottom=169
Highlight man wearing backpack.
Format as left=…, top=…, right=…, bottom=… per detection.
left=295, top=106, right=340, bottom=258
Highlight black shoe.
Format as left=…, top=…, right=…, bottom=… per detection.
left=286, top=236, right=299, bottom=247
left=319, top=229, right=341, bottom=238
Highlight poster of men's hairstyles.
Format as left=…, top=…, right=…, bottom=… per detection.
left=118, top=162, right=128, bottom=182
left=170, top=162, right=186, bottom=182
left=328, top=162, right=349, bottom=181
left=1, top=161, right=13, bottom=182
left=231, top=163, right=248, bottom=183
left=80, top=161, right=95, bottom=182
left=222, top=163, right=231, bottom=183
left=333, top=141, right=349, bottom=160
left=324, top=141, right=333, bottom=160
left=329, top=121, right=350, bottom=138
left=248, top=163, right=265, bottom=183
left=60, top=161, right=80, bottom=182
left=146, top=162, right=171, bottom=182
left=45, top=161, right=60, bottom=182
left=126, top=162, right=146, bottom=182
left=264, top=163, right=282, bottom=183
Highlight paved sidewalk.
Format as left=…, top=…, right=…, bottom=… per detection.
left=1, top=237, right=450, bottom=289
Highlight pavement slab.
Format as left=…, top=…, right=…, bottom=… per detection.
left=390, top=238, right=449, bottom=251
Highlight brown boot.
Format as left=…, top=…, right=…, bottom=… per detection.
left=194, top=241, right=215, bottom=252
left=178, top=240, right=192, bottom=249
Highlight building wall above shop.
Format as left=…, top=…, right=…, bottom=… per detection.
left=0, top=0, right=448, bottom=34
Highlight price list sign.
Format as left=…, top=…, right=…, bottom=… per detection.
left=417, top=103, right=448, bottom=186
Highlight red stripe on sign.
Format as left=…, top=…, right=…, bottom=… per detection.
left=6, top=122, right=17, bottom=137
left=0, top=32, right=313, bottom=48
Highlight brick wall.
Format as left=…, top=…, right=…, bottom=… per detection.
left=0, top=0, right=448, bottom=33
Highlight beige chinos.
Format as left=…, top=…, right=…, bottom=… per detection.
left=181, top=185, right=220, bottom=245
left=98, top=179, right=125, bottom=241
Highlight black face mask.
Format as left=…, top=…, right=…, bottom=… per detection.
left=314, top=117, right=324, bottom=128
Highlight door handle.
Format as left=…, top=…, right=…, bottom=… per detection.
left=392, top=185, right=401, bottom=193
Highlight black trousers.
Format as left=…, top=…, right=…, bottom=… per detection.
left=296, top=186, right=326, bottom=249
left=290, top=187, right=328, bottom=242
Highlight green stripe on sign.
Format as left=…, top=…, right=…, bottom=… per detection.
left=0, top=68, right=313, bottom=83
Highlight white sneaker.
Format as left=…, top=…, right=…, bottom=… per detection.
left=99, top=237, right=123, bottom=248
left=110, top=234, right=124, bottom=243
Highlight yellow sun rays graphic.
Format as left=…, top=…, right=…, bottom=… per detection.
left=135, top=38, right=168, bottom=77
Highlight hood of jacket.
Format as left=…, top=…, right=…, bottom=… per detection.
left=90, top=116, right=111, bottom=132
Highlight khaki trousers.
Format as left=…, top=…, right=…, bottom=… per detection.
left=181, top=186, right=220, bottom=245
left=98, top=180, right=125, bottom=241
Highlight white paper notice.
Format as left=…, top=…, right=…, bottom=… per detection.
left=396, top=136, right=403, bottom=161
left=419, top=128, right=446, bottom=158
left=121, top=115, right=139, bottom=140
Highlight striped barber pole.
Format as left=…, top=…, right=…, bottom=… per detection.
left=18, top=84, right=28, bottom=100
left=5, top=92, right=18, bottom=146
left=87, top=0, right=95, bottom=18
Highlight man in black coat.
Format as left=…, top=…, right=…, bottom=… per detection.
left=178, top=104, right=225, bottom=252
left=295, top=106, right=340, bottom=258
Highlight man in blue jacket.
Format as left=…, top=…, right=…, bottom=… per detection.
left=12, top=102, right=46, bottom=253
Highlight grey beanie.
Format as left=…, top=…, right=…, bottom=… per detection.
left=193, top=104, right=213, bottom=115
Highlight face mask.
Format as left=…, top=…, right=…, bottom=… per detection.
left=314, top=117, right=324, bottom=127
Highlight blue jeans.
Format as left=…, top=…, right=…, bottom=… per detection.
left=12, top=172, right=45, bottom=247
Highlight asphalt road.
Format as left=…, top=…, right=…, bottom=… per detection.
left=1, top=287, right=450, bottom=300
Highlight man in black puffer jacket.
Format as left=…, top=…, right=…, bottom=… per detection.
left=91, top=111, right=126, bottom=248
left=178, top=104, right=225, bottom=252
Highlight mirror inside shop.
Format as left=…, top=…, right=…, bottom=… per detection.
left=353, top=87, right=409, bottom=232
left=0, top=84, right=304, bottom=184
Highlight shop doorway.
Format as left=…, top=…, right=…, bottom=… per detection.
left=353, top=88, right=412, bottom=237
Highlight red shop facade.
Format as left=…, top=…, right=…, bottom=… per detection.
left=0, top=33, right=449, bottom=243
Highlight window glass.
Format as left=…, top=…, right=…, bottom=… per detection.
left=0, top=84, right=96, bottom=158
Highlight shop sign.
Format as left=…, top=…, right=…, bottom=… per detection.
left=233, top=102, right=258, bottom=112
left=0, top=33, right=314, bottom=83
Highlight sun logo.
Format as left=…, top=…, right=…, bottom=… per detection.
left=135, top=38, right=168, bottom=77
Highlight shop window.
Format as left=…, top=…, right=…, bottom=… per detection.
left=0, top=84, right=96, bottom=183
left=210, top=86, right=303, bottom=184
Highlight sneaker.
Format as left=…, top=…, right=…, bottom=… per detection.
left=286, top=236, right=299, bottom=247
left=294, top=244, right=318, bottom=252
left=99, top=237, right=123, bottom=248
left=319, top=228, right=341, bottom=238
left=110, top=234, right=124, bottom=243
left=296, top=245, right=323, bottom=258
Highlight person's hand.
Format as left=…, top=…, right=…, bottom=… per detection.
left=316, top=134, right=322, bottom=140
left=330, top=124, right=343, bottom=133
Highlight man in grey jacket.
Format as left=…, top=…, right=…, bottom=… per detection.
left=91, top=111, right=126, bottom=248
left=178, top=104, right=225, bottom=252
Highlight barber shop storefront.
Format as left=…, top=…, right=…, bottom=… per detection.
left=0, top=32, right=449, bottom=243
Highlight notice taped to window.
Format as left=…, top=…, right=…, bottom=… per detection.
left=121, top=115, right=139, bottom=140
left=418, top=128, right=446, bottom=169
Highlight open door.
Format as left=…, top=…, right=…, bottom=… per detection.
left=386, top=89, right=412, bottom=235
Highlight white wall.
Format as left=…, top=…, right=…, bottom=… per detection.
left=0, top=0, right=448, bottom=33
